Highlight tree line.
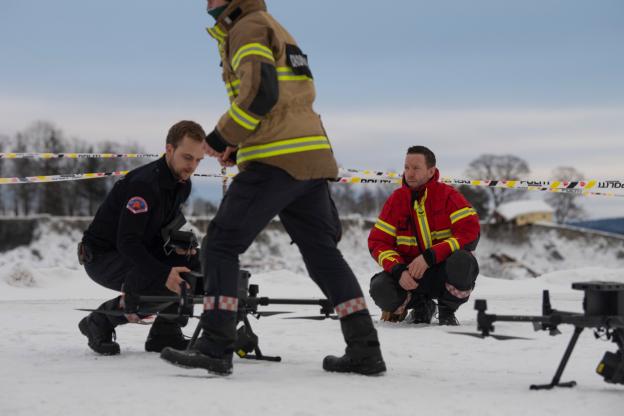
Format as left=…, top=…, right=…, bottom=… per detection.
left=0, top=122, right=586, bottom=224
left=0, top=121, right=145, bottom=216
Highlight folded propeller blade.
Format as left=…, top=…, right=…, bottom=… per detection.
left=76, top=308, right=125, bottom=317
left=283, top=315, right=339, bottom=321
left=449, top=331, right=532, bottom=341
left=257, top=311, right=293, bottom=317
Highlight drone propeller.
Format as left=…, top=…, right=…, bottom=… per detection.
left=76, top=302, right=174, bottom=317
left=284, top=315, right=339, bottom=321
left=256, top=311, right=293, bottom=317
left=449, top=331, right=532, bottom=341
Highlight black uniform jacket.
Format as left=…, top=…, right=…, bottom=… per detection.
left=82, top=157, right=192, bottom=284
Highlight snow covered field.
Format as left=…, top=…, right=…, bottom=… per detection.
left=1, top=261, right=624, bottom=416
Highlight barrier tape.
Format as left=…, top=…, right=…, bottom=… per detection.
left=0, top=171, right=237, bottom=184
left=0, top=171, right=129, bottom=184
left=0, top=159, right=622, bottom=198
left=0, top=153, right=163, bottom=159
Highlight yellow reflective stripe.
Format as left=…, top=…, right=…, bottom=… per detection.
left=415, top=189, right=432, bottom=249
left=450, top=207, right=477, bottom=224
left=432, top=229, right=452, bottom=240
left=445, top=238, right=460, bottom=253
left=206, top=27, right=226, bottom=43
left=396, top=236, right=418, bottom=247
left=226, top=80, right=240, bottom=97
left=375, top=219, right=396, bottom=237
left=276, top=67, right=313, bottom=81
left=378, top=250, right=400, bottom=267
left=228, top=102, right=260, bottom=130
left=237, top=136, right=331, bottom=164
left=232, top=43, right=274, bottom=71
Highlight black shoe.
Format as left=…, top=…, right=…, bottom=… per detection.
left=407, top=299, right=437, bottom=324
left=160, top=347, right=233, bottom=376
left=438, top=305, right=459, bottom=326
left=145, top=334, right=189, bottom=353
left=79, top=315, right=120, bottom=355
left=323, top=354, right=386, bottom=375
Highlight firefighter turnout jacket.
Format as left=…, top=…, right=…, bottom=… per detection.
left=368, top=169, right=481, bottom=280
left=204, top=0, right=338, bottom=180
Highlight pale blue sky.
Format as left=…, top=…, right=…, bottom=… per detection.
left=1, top=0, right=623, bottom=217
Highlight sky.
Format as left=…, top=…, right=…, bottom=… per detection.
left=1, top=0, right=623, bottom=217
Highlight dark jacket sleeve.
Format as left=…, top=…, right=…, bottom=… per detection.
left=116, top=182, right=171, bottom=284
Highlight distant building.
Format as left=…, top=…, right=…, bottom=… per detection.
left=494, top=200, right=554, bottom=227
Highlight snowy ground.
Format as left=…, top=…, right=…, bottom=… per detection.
left=1, top=262, right=624, bottom=416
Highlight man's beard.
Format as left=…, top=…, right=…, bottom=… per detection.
left=169, top=158, right=188, bottom=180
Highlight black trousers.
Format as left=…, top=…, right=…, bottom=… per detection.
left=369, top=250, right=479, bottom=314
left=200, top=163, right=379, bottom=358
left=84, top=246, right=201, bottom=332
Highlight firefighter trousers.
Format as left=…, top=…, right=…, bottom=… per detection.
left=369, top=250, right=479, bottom=314
left=84, top=248, right=201, bottom=333
left=200, top=162, right=380, bottom=359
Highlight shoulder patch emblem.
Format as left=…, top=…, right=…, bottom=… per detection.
left=126, top=197, right=148, bottom=214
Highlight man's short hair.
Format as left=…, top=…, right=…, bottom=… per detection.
left=166, top=121, right=206, bottom=149
left=407, top=145, right=436, bottom=168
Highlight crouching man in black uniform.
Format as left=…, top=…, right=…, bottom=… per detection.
left=78, top=120, right=206, bottom=355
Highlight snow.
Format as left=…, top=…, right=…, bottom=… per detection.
left=1, top=262, right=624, bottom=416
left=496, top=200, right=554, bottom=221
left=1, top=217, right=624, bottom=415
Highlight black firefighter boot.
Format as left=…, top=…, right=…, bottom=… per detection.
left=323, top=314, right=386, bottom=375
left=79, top=298, right=122, bottom=355
left=161, top=321, right=235, bottom=376
left=438, top=300, right=460, bottom=326
left=145, top=318, right=189, bottom=353
left=145, top=302, right=190, bottom=353
left=407, top=295, right=437, bottom=324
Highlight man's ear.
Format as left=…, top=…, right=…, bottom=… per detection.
left=166, top=143, right=174, bottom=157
left=428, top=166, right=436, bottom=180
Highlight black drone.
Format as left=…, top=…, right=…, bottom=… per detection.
left=79, top=270, right=337, bottom=362
left=454, top=281, right=624, bottom=389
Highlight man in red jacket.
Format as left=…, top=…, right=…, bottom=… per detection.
left=368, top=146, right=480, bottom=325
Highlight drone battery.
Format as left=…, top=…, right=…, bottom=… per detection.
left=235, top=325, right=258, bottom=358
left=572, top=282, right=624, bottom=316
left=596, top=351, right=623, bottom=383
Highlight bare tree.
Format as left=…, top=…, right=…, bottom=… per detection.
left=465, top=154, right=530, bottom=216
left=545, top=166, right=587, bottom=224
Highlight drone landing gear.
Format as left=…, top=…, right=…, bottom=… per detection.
left=530, top=327, right=583, bottom=390
left=185, top=315, right=282, bottom=362
left=235, top=315, right=281, bottom=362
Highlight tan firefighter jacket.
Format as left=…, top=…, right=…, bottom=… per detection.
left=205, top=0, right=338, bottom=180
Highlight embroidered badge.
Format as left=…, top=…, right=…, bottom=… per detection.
left=126, top=197, right=148, bottom=214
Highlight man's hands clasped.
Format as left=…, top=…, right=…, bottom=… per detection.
left=398, top=255, right=429, bottom=291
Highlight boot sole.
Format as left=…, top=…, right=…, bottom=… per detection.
left=160, top=348, right=232, bottom=376
left=79, top=318, right=120, bottom=356
left=323, top=360, right=387, bottom=376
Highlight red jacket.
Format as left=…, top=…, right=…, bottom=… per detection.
left=368, top=169, right=480, bottom=279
